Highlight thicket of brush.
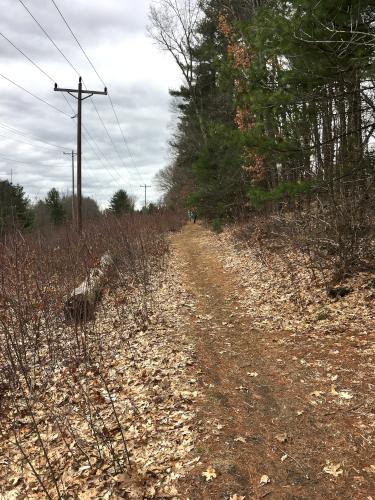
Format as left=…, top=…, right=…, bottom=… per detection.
left=0, top=211, right=182, bottom=498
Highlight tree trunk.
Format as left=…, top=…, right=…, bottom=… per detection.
left=64, top=252, right=114, bottom=323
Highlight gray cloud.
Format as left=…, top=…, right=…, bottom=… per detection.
left=0, top=0, right=181, bottom=208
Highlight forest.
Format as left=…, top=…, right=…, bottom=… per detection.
left=152, top=0, right=375, bottom=278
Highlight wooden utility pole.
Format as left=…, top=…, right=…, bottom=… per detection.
left=54, top=77, right=107, bottom=233
left=63, top=150, right=77, bottom=223
left=140, top=184, right=151, bottom=209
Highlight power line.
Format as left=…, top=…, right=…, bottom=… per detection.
left=81, top=143, right=120, bottom=183
left=82, top=127, right=123, bottom=181
left=107, top=93, right=144, bottom=179
left=0, top=152, right=62, bottom=167
left=67, top=90, right=131, bottom=184
left=80, top=80, right=141, bottom=180
left=0, top=131, right=65, bottom=152
left=0, top=30, right=55, bottom=83
left=15, top=0, right=143, bottom=196
left=0, top=29, right=78, bottom=118
left=89, top=93, right=145, bottom=182
left=89, top=99, right=136, bottom=177
left=20, top=0, right=139, bottom=183
left=17, top=0, right=81, bottom=78
left=0, top=121, right=68, bottom=151
left=49, top=0, right=145, bottom=182
left=49, top=0, right=106, bottom=87
left=2, top=9, right=128, bottom=185
left=0, top=126, right=123, bottom=189
left=0, top=32, right=121, bottom=174
left=140, top=184, right=152, bottom=208
left=0, top=30, right=128, bottom=198
left=54, top=77, right=107, bottom=233
left=0, top=71, right=70, bottom=116
left=63, top=93, right=130, bottom=183
left=63, top=149, right=76, bottom=222
left=61, top=93, right=127, bottom=182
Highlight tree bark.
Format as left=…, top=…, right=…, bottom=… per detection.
left=64, top=252, right=114, bottom=323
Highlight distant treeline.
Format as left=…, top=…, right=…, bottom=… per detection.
left=0, top=180, right=159, bottom=235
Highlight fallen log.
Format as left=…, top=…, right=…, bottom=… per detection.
left=64, top=252, right=114, bottom=323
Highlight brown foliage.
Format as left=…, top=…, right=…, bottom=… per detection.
left=0, top=211, right=183, bottom=497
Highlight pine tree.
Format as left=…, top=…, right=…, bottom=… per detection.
left=45, top=188, right=66, bottom=225
left=152, top=0, right=375, bottom=219
left=0, top=180, right=33, bottom=234
left=109, top=190, right=134, bottom=215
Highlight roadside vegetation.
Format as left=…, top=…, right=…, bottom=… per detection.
left=1, top=0, right=374, bottom=496
left=151, top=0, right=375, bottom=282
left=0, top=211, right=185, bottom=497
left=0, top=181, right=142, bottom=235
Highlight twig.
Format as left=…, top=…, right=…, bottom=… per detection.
left=273, top=444, right=310, bottom=479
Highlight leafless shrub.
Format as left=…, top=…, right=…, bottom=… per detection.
left=236, top=185, right=375, bottom=287
left=0, top=210, right=182, bottom=497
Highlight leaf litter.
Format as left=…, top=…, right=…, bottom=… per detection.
left=180, top=225, right=375, bottom=498
left=0, top=254, right=201, bottom=498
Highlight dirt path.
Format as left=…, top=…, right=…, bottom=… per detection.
left=171, top=223, right=374, bottom=499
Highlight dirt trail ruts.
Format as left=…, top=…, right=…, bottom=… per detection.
left=171, top=223, right=372, bottom=499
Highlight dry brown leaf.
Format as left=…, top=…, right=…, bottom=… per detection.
left=338, top=391, right=353, bottom=400
left=234, top=436, right=246, bottom=443
left=275, top=433, right=287, bottom=443
left=164, top=485, right=179, bottom=495
left=323, top=462, right=343, bottom=477
left=363, top=465, right=375, bottom=474
left=202, top=467, right=217, bottom=481
left=236, top=386, right=249, bottom=392
left=331, top=385, right=353, bottom=399
left=260, top=474, right=270, bottom=485
left=310, top=390, right=324, bottom=398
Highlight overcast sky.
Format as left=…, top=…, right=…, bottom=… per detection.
left=0, top=0, right=182, bottom=208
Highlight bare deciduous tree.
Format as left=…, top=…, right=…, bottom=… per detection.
left=148, top=0, right=207, bottom=139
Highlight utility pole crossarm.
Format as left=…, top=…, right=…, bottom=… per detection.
left=54, top=87, right=107, bottom=95
left=55, top=86, right=107, bottom=96
left=54, top=81, right=107, bottom=96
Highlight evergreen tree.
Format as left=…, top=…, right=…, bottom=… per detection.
left=147, top=202, right=158, bottom=214
left=0, top=180, right=33, bottom=234
left=109, top=189, right=134, bottom=215
left=32, top=200, right=50, bottom=230
left=228, top=0, right=375, bottom=207
left=61, top=195, right=101, bottom=222
left=155, top=0, right=251, bottom=218
left=45, top=188, right=66, bottom=225
left=151, top=0, right=375, bottom=218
